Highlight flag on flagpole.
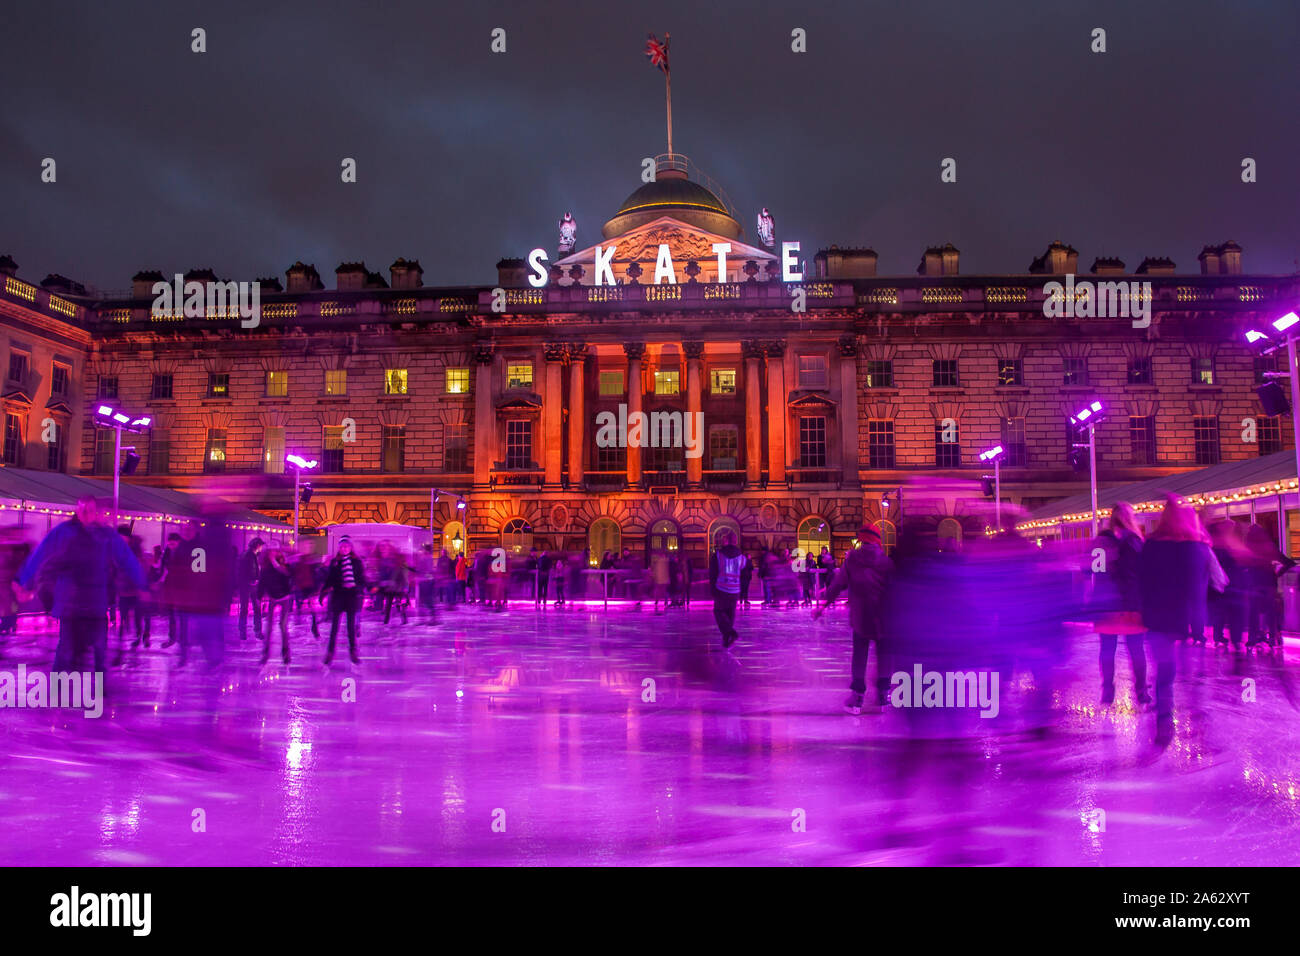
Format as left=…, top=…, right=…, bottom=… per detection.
left=645, top=33, right=669, bottom=73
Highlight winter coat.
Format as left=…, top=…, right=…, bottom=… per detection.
left=1139, top=538, right=1213, bottom=635
left=1089, top=528, right=1143, bottom=614
left=824, top=542, right=893, bottom=636
left=17, top=517, right=145, bottom=619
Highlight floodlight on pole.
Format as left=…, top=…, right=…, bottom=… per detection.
left=1246, top=310, right=1300, bottom=548
left=285, top=453, right=320, bottom=543
left=93, top=404, right=152, bottom=526
left=979, top=445, right=1005, bottom=530
left=1067, top=401, right=1105, bottom=536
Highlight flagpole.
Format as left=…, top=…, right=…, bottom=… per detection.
left=664, top=33, right=673, bottom=155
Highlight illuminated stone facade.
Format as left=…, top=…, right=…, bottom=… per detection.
left=2, top=173, right=1298, bottom=562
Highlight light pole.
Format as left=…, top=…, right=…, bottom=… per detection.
left=1069, top=401, right=1105, bottom=537
left=1246, top=312, right=1300, bottom=517
left=979, top=444, right=1005, bottom=531
left=94, top=405, right=151, bottom=527
left=285, top=453, right=319, bottom=544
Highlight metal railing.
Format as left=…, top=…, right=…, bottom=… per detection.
left=653, top=153, right=740, bottom=220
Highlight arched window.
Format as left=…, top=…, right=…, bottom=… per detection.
left=502, top=517, right=533, bottom=554
left=649, top=518, right=680, bottom=553
left=874, top=519, right=897, bottom=555
left=937, top=517, right=963, bottom=552
left=588, top=517, right=621, bottom=565
left=710, top=516, right=742, bottom=550
left=797, top=516, right=831, bottom=561
left=442, top=520, right=466, bottom=555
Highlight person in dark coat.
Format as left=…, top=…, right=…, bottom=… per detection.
left=1138, top=496, right=1217, bottom=748
left=237, top=537, right=264, bottom=640
left=1242, top=523, right=1295, bottom=649
left=257, top=547, right=294, bottom=665
left=814, top=525, right=894, bottom=714
left=1208, top=520, right=1249, bottom=647
left=1090, top=502, right=1149, bottom=707
left=320, top=536, right=366, bottom=666
left=16, top=495, right=145, bottom=675
left=709, top=531, right=745, bottom=649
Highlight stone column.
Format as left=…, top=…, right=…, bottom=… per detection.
left=624, top=342, right=645, bottom=485
left=473, top=345, right=495, bottom=486
left=765, top=341, right=787, bottom=484
left=567, top=343, right=587, bottom=487
left=838, top=335, right=861, bottom=488
left=743, top=340, right=763, bottom=487
left=683, top=340, right=705, bottom=487
left=543, top=343, right=566, bottom=486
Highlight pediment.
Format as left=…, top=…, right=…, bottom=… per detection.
left=557, top=216, right=775, bottom=268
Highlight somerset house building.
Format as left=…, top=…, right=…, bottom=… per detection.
left=1, top=154, right=1297, bottom=563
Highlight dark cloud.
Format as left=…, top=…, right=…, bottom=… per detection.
left=2, top=0, right=1296, bottom=291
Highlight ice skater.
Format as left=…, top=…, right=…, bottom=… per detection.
left=1089, top=502, right=1149, bottom=707
left=813, top=525, right=893, bottom=714
left=321, top=536, right=366, bottom=667
left=709, top=530, right=745, bottom=649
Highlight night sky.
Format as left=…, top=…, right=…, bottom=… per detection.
left=3, top=0, right=1297, bottom=292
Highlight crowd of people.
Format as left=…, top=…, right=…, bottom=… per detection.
left=1, top=493, right=1293, bottom=750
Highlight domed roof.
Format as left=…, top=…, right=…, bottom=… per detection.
left=615, top=177, right=730, bottom=218
left=602, top=170, right=742, bottom=240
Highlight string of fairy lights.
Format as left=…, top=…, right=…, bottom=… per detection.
left=1016, top=478, right=1300, bottom=533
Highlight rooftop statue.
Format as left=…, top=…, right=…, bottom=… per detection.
left=757, top=208, right=776, bottom=249
left=558, top=213, right=578, bottom=255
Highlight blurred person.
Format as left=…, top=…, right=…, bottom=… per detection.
left=320, top=536, right=366, bottom=666
left=376, top=544, right=410, bottom=625
left=813, top=524, right=893, bottom=714
left=0, top=529, right=29, bottom=637
left=1208, top=520, right=1249, bottom=648
left=650, top=549, right=670, bottom=613
left=173, top=512, right=235, bottom=669
left=158, top=532, right=187, bottom=650
left=551, top=551, right=568, bottom=606
left=258, top=547, right=294, bottom=665
left=1243, top=523, right=1294, bottom=649
left=709, top=530, right=745, bottom=649
left=1090, top=502, right=1149, bottom=707
left=1138, top=497, right=1217, bottom=748
left=237, top=537, right=265, bottom=640
left=110, top=526, right=147, bottom=666
left=16, top=495, right=144, bottom=675
left=739, top=550, right=753, bottom=607
left=291, top=545, right=323, bottom=638
left=454, top=549, right=468, bottom=602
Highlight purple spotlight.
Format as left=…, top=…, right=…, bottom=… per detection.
left=979, top=444, right=1005, bottom=462
left=457, top=497, right=467, bottom=510
left=130, top=416, right=151, bottom=429
left=96, top=404, right=114, bottom=417
left=286, top=454, right=319, bottom=470
left=1274, top=312, right=1300, bottom=333
left=1245, top=329, right=1269, bottom=344
left=112, top=412, right=130, bottom=424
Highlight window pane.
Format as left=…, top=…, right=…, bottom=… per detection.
left=266, top=370, right=288, bottom=397
left=709, top=427, right=738, bottom=469
left=325, top=369, right=347, bottom=395
left=868, top=420, right=895, bottom=468
left=506, top=364, right=533, bottom=389
left=263, top=427, right=285, bottom=474
left=598, top=370, right=624, bottom=396
left=445, top=367, right=470, bottom=394
left=934, top=422, right=961, bottom=467
left=865, top=360, right=893, bottom=389
left=932, top=360, right=959, bottom=388
left=506, top=420, right=532, bottom=468
left=151, top=373, right=173, bottom=399
left=444, top=423, right=468, bottom=473
left=382, top=425, right=406, bottom=473
left=798, top=417, right=827, bottom=468
left=149, top=433, right=170, bottom=475
left=798, top=355, right=828, bottom=389
left=384, top=368, right=408, bottom=395
left=710, top=368, right=736, bottom=395
left=997, top=359, right=1022, bottom=386
left=204, top=428, right=227, bottom=473
left=322, top=426, right=345, bottom=473
left=653, top=370, right=679, bottom=395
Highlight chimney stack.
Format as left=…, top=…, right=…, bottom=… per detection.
left=814, top=246, right=878, bottom=278
left=390, top=258, right=424, bottom=289
left=132, top=269, right=165, bottom=298
left=1029, top=241, right=1079, bottom=274
left=285, top=262, right=324, bottom=292
left=335, top=262, right=368, bottom=291
left=496, top=257, right=527, bottom=287
left=918, top=243, right=959, bottom=277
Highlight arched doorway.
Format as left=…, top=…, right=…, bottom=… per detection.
left=441, top=520, right=466, bottom=555
left=588, top=517, right=621, bottom=565
left=874, top=519, right=897, bottom=555
left=937, top=517, right=963, bottom=552
left=502, top=517, right=533, bottom=554
left=797, top=516, right=831, bottom=562
left=648, top=518, right=680, bottom=553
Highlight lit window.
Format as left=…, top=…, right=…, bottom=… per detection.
left=204, top=428, right=227, bottom=473
left=506, top=364, right=533, bottom=389
left=325, top=369, right=347, bottom=395
left=997, top=359, right=1022, bottom=386
left=207, top=372, right=229, bottom=397
left=1192, top=357, right=1214, bottom=385
left=445, top=367, right=470, bottom=394
left=865, top=360, right=892, bottom=389
left=598, top=370, right=625, bottom=396
left=266, top=370, right=288, bottom=397
left=654, top=370, right=680, bottom=395
left=384, top=368, right=408, bottom=395
left=710, top=368, right=737, bottom=395
left=1128, top=357, right=1153, bottom=385
left=263, top=427, right=285, bottom=474
left=322, top=425, right=345, bottom=472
